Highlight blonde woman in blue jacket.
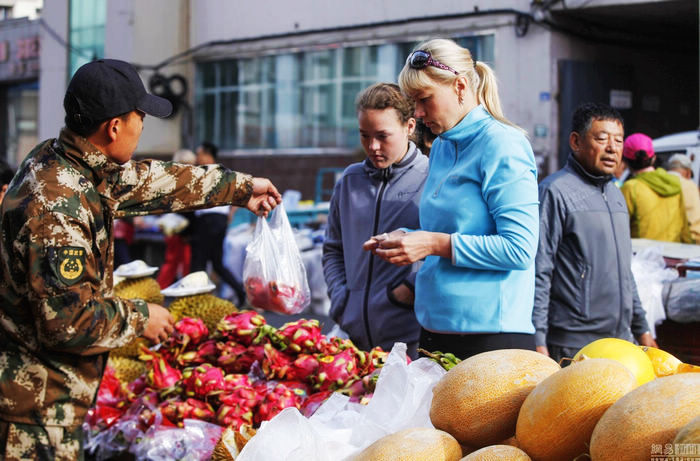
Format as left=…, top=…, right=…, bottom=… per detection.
left=364, top=39, right=539, bottom=359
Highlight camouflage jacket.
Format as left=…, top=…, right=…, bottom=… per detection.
left=0, top=128, right=252, bottom=426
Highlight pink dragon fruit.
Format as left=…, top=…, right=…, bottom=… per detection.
left=217, top=311, right=267, bottom=345
left=274, top=319, right=323, bottom=353
left=255, top=383, right=303, bottom=425
left=175, top=317, right=209, bottom=347
left=139, top=348, right=182, bottom=391
left=286, top=353, right=319, bottom=382
left=317, top=336, right=358, bottom=355
left=181, top=363, right=226, bottom=399
left=218, top=384, right=264, bottom=410
left=312, top=349, right=359, bottom=391
left=261, top=343, right=294, bottom=380
left=222, top=373, right=252, bottom=391
left=160, top=398, right=216, bottom=427
left=300, top=390, right=334, bottom=417
left=356, top=346, right=389, bottom=375
left=176, top=338, right=219, bottom=367
left=279, top=380, right=311, bottom=400
left=216, top=341, right=265, bottom=374
left=216, top=402, right=254, bottom=430
left=339, top=374, right=378, bottom=404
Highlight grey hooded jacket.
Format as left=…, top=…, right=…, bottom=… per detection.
left=534, top=155, right=650, bottom=349
left=322, top=143, right=428, bottom=354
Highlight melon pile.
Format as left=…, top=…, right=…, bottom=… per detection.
left=396, top=339, right=700, bottom=461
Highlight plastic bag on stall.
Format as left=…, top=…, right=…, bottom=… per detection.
left=130, top=418, right=224, bottom=461
left=663, top=277, right=700, bottom=323
left=243, top=203, right=310, bottom=314
left=235, top=343, right=446, bottom=461
left=630, top=246, right=679, bottom=337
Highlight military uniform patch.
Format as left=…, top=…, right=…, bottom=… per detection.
left=52, top=247, right=86, bottom=285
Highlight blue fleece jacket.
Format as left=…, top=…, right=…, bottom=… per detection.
left=414, top=105, right=539, bottom=334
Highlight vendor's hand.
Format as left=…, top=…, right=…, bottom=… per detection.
left=637, top=332, right=658, bottom=348
left=143, top=303, right=175, bottom=344
left=362, top=229, right=406, bottom=252
left=246, top=177, right=282, bottom=217
left=369, top=231, right=450, bottom=266
left=535, top=345, right=549, bottom=357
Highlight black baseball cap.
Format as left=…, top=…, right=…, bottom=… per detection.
left=64, top=59, right=172, bottom=124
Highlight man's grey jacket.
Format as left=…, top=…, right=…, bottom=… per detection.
left=534, top=155, right=650, bottom=349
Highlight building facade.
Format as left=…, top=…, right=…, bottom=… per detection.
left=37, top=0, right=699, bottom=198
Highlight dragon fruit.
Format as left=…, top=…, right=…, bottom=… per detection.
left=318, top=336, right=358, bottom=355
left=356, top=346, right=389, bottom=375
left=261, top=343, right=294, bottom=380
left=217, top=311, right=267, bottom=345
left=274, top=319, right=322, bottom=353
left=219, top=384, right=264, bottom=410
left=182, top=363, right=226, bottom=399
left=160, top=398, right=216, bottom=427
left=313, top=349, right=359, bottom=391
left=174, top=317, right=209, bottom=347
left=255, top=383, right=303, bottom=424
left=339, top=374, right=378, bottom=404
left=176, top=338, right=219, bottom=367
left=217, top=341, right=265, bottom=374
left=216, top=402, right=254, bottom=430
left=139, top=348, right=182, bottom=391
left=286, top=353, right=319, bottom=382
left=222, top=373, right=252, bottom=391
left=300, top=390, right=333, bottom=417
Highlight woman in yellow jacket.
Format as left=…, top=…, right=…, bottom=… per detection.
left=620, top=133, right=694, bottom=243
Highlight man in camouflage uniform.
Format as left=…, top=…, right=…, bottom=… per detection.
left=0, top=59, right=281, bottom=460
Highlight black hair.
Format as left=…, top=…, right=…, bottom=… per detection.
left=198, top=141, right=218, bottom=160
left=571, top=102, right=624, bottom=136
left=0, top=159, right=14, bottom=186
left=64, top=93, right=130, bottom=137
left=623, top=151, right=655, bottom=171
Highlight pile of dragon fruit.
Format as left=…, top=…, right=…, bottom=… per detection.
left=85, top=311, right=388, bottom=447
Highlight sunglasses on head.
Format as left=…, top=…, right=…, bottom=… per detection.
left=406, top=50, right=459, bottom=75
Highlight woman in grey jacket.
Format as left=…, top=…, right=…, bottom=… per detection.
left=322, top=83, right=428, bottom=358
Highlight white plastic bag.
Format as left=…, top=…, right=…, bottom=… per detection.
left=235, top=343, right=446, bottom=461
left=631, top=246, right=679, bottom=337
left=243, top=203, right=310, bottom=314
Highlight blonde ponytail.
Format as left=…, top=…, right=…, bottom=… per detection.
left=473, top=62, right=526, bottom=134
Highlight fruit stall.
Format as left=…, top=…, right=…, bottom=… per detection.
left=86, top=262, right=700, bottom=461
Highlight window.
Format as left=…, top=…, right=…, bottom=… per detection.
left=69, top=0, right=106, bottom=76
left=196, top=35, right=494, bottom=153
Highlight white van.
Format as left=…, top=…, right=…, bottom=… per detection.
left=653, top=130, right=700, bottom=185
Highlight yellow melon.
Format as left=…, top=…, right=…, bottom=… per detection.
left=574, top=338, right=655, bottom=386
left=641, top=346, right=682, bottom=377
left=590, top=373, right=700, bottom=461
left=430, top=349, right=560, bottom=448
left=516, top=358, right=637, bottom=461
left=678, top=362, right=700, bottom=373
left=674, top=415, right=700, bottom=444
left=349, top=427, right=462, bottom=461
left=460, top=445, right=531, bottom=460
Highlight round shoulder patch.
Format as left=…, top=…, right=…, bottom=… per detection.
left=52, top=246, right=86, bottom=285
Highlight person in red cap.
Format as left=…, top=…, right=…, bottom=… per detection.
left=620, top=133, right=693, bottom=243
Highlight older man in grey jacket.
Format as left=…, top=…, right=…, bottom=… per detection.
left=534, top=103, right=656, bottom=363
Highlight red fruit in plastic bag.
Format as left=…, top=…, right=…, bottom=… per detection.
left=245, top=276, right=269, bottom=308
